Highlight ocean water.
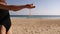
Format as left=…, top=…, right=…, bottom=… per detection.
left=10, top=15, right=60, bottom=19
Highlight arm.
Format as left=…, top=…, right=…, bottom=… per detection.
left=0, top=4, right=26, bottom=11
left=0, top=4, right=35, bottom=11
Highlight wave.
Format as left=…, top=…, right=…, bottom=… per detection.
left=10, top=15, right=60, bottom=19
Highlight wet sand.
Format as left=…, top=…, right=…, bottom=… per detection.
left=11, top=18, right=60, bottom=34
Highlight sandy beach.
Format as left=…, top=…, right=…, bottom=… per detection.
left=11, top=18, right=60, bottom=34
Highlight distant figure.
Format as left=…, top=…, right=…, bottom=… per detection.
left=0, top=0, right=35, bottom=34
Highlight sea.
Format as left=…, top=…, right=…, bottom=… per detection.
left=10, top=15, right=60, bottom=19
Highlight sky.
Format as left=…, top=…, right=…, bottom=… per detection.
left=6, top=0, right=60, bottom=15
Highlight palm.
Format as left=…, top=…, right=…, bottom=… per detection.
left=26, top=4, right=35, bottom=9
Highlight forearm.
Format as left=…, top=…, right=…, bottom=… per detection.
left=9, top=5, right=26, bottom=10
left=9, top=5, right=26, bottom=11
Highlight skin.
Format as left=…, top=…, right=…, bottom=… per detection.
left=0, top=4, right=35, bottom=11
left=0, top=25, right=2, bottom=34
left=0, top=0, right=35, bottom=34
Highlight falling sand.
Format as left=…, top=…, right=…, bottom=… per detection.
left=11, top=18, right=60, bottom=34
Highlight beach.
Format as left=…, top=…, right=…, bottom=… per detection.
left=11, top=18, right=60, bottom=34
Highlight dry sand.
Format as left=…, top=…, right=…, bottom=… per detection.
left=11, top=18, right=60, bottom=34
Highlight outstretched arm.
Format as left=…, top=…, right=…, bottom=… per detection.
left=0, top=4, right=35, bottom=11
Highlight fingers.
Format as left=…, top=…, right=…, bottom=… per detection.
left=32, top=6, right=35, bottom=8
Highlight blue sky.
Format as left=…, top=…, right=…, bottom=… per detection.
left=6, top=0, right=60, bottom=15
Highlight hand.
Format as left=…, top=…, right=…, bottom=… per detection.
left=25, top=4, right=35, bottom=9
